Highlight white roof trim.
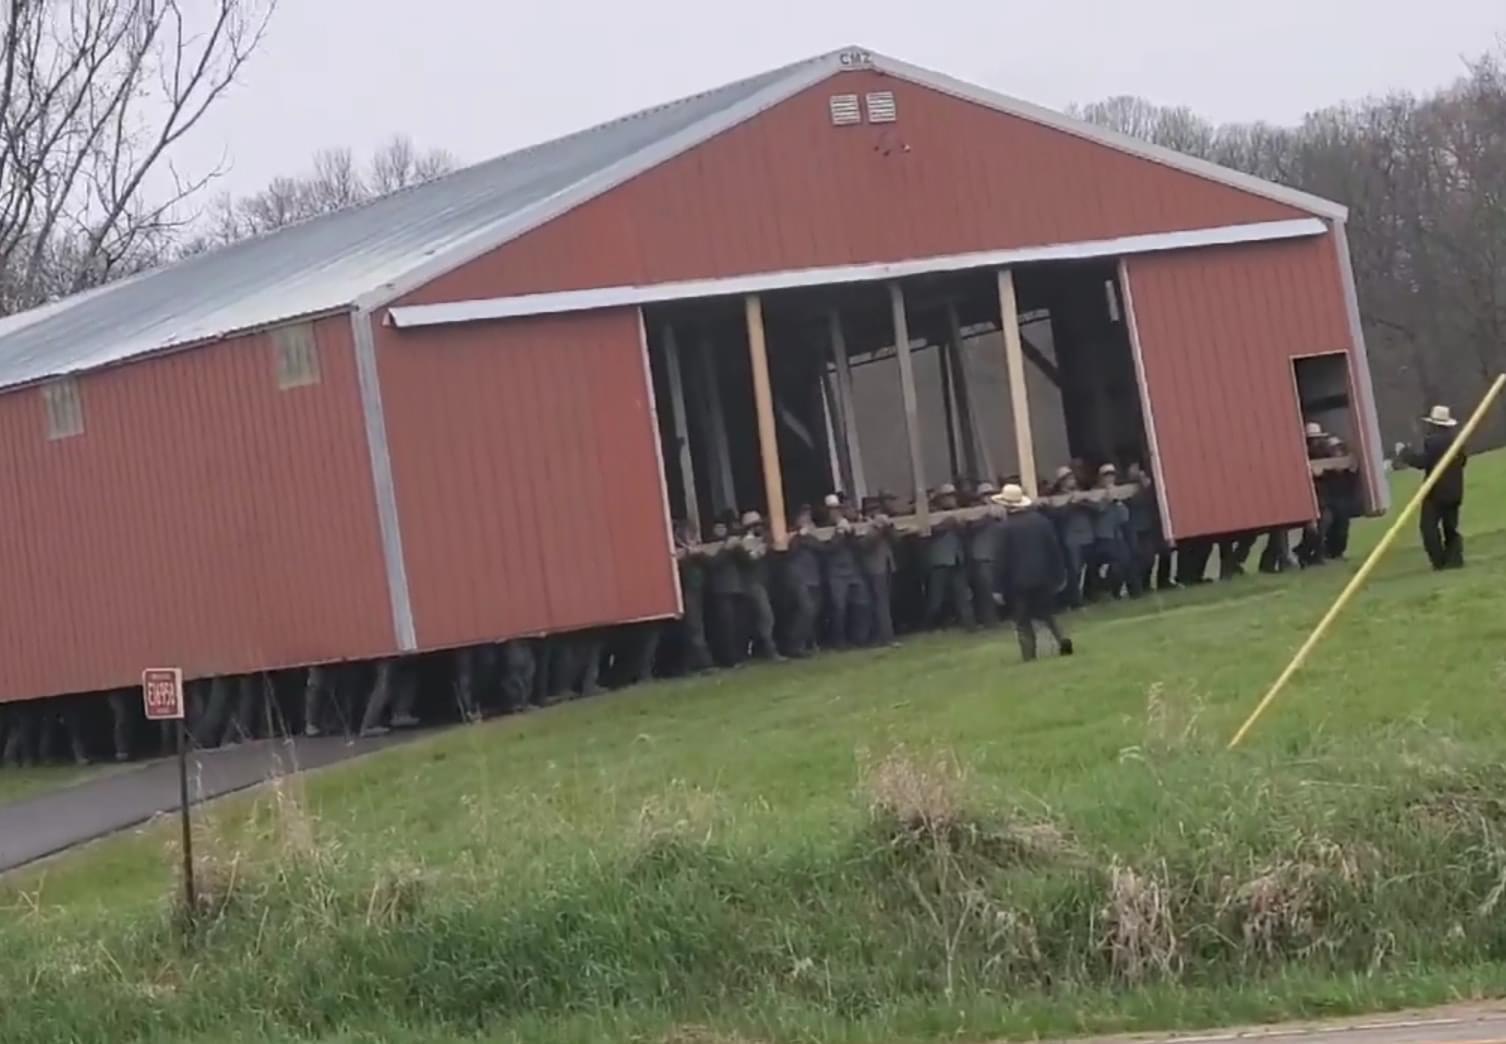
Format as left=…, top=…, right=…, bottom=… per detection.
left=387, top=218, right=1328, bottom=328
left=355, top=54, right=845, bottom=312
left=870, top=55, right=1348, bottom=222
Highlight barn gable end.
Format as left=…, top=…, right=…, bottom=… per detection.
left=398, top=67, right=1313, bottom=308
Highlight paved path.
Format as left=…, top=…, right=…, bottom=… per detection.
left=1060, top=1006, right=1506, bottom=1044
left=0, top=732, right=419, bottom=873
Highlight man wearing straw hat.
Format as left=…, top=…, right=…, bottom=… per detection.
left=993, top=483, right=1074, bottom=662
left=1396, top=404, right=1469, bottom=570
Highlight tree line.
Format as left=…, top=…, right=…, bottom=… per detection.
left=1, top=4, right=1500, bottom=444
left=1071, top=44, right=1506, bottom=444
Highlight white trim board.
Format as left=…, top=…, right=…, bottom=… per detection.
left=387, top=218, right=1327, bottom=328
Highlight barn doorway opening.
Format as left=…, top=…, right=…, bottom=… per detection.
left=642, top=258, right=1154, bottom=544
left=1292, top=351, right=1358, bottom=445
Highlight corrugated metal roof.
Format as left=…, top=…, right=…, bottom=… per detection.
left=0, top=55, right=825, bottom=390
left=0, top=45, right=1348, bottom=392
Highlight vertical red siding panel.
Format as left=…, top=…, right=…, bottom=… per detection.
left=376, top=308, right=677, bottom=649
left=1128, top=236, right=1354, bottom=540
left=0, top=315, right=394, bottom=703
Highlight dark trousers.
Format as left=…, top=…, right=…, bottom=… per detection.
left=500, top=641, right=536, bottom=712
left=108, top=691, right=133, bottom=761
left=1177, top=539, right=1214, bottom=584
left=1420, top=498, right=1463, bottom=569
left=1326, top=511, right=1352, bottom=560
left=968, top=559, right=1000, bottom=626
left=925, top=564, right=975, bottom=629
left=1062, top=542, right=1089, bottom=607
left=1297, top=508, right=1334, bottom=566
left=865, top=570, right=896, bottom=645
left=1218, top=533, right=1255, bottom=578
left=743, top=586, right=778, bottom=660
left=680, top=586, right=713, bottom=672
left=1089, top=538, right=1139, bottom=598
left=710, top=593, right=743, bottom=666
left=825, top=576, right=870, bottom=649
left=1011, top=585, right=1067, bottom=661
left=787, top=581, right=822, bottom=655
left=1258, top=528, right=1292, bottom=573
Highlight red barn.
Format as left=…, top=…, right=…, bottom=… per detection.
left=0, top=47, right=1383, bottom=703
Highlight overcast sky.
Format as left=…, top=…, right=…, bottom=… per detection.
left=180, top=0, right=1504, bottom=198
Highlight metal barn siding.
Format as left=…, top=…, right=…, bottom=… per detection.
left=399, top=70, right=1305, bottom=307
left=0, top=315, right=394, bottom=702
left=372, top=308, right=678, bottom=649
left=1124, top=235, right=1358, bottom=541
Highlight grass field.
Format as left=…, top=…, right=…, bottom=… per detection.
left=3, top=453, right=1506, bottom=1044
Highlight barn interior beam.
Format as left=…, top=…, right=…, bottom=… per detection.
left=743, top=294, right=789, bottom=549
left=660, top=323, right=700, bottom=540
left=888, top=281, right=930, bottom=534
left=996, top=267, right=1039, bottom=494
left=827, top=309, right=868, bottom=500
left=695, top=332, right=737, bottom=518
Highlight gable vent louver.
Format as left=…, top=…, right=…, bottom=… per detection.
left=829, top=94, right=861, bottom=126
left=865, top=91, right=897, bottom=123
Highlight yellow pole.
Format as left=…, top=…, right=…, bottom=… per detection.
left=1227, top=373, right=1506, bottom=750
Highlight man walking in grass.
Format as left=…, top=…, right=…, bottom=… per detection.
left=1396, top=404, right=1468, bottom=570
left=993, top=484, right=1074, bottom=662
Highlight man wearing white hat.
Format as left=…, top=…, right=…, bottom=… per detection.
left=1396, top=404, right=1469, bottom=570
left=993, top=484, right=1074, bottom=662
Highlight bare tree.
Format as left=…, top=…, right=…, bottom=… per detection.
left=0, top=0, right=279, bottom=312
left=368, top=134, right=456, bottom=195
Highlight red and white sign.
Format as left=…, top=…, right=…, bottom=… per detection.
left=142, top=667, right=185, bottom=721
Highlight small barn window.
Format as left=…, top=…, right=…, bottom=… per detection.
left=42, top=378, right=83, bottom=440
left=829, top=94, right=860, bottom=126
left=274, top=322, right=320, bottom=389
left=865, top=91, right=897, bottom=124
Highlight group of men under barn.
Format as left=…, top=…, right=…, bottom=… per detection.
left=0, top=403, right=1471, bottom=775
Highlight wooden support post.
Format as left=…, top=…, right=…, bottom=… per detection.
left=661, top=325, right=700, bottom=541
left=743, top=294, right=789, bottom=549
left=827, top=310, right=867, bottom=499
left=696, top=333, right=737, bottom=518
left=996, top=268, right=1038, bottom=494
left=889, top=282, right=929, bottom=534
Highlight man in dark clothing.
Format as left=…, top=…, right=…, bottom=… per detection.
left=1321, top=436, right=1361, bottom=561
left=993, top=484, right=1073, bottom=662
left=672, top=520, right=714, bottom=673
left=1296, top=422, right=1336, bottom=567
left=819, top=497, right=871, bottom=649
left=784, top=505, right=825, bottom=657
left=733, top=511, right=783, bottom=662
left=1087, top=464, right=1141, bottom=599
left=1124, top=462, right=1171, bottom=591
left=705, top=516, right=745, bottom=666
left=1050, top=466, right=1094, bottom=608
left=1397, top=404, right=1468, bottom=569
left=924, top=484, right=975, bottom=629
left=858, top=498, right=900, bottom=646
left=965, top=482, right=1004, bottom=627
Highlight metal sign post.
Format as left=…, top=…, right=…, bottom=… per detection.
left=143, top=668, right=194, bottom=920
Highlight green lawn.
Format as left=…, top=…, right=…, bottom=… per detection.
left=0, top=760, right=112, bottom=805
left=3, top=453, right=1506, bottom=1044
